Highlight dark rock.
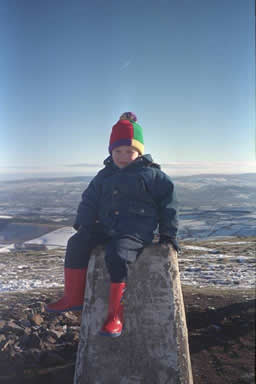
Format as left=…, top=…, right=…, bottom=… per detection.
left=0, top=339, right=7, bottom=350
left=0, top=320, right=6, bottom=328
left=0, top=334, right=6, bottom=342
left=59, top=332, right=75, bottom=343
left=63, top=312, right=79, bottom=321
left=31, top=313, right=44, bottom=326
left=21, top=334, right=41, bottom=349
left=19, top=319, right=31, bottom=328
left=24, top=327, right=31, bottom=335
left=45, top=335, right=57, bottom=344
left=1, top=338, right=14, bottom=352
left=6, top=320, right=24, bottom=335
left=50, top=329, right=65, bottom=339
left=208, top=324, right=222, bottom=333
left=39, top=350, right=66, bottom=366
left=19, top=334, right=32, bottom=348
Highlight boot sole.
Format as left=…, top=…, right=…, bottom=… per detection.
left=99, top=330, right=122, bottom=338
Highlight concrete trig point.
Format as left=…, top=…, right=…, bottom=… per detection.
left=74, top=244, right=193, bottom=384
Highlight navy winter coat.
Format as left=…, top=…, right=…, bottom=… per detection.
left=74, top=154, right=179, bottom=243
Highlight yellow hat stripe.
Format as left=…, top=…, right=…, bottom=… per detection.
left=131, top=139, right=144, bottom=155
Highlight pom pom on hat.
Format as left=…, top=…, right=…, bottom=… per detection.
left=119, top=112, right=137, bottom=122
left=109, top=112, right=144, bottom=155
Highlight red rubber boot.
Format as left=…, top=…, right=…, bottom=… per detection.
left=46, top=268, right=87, bottom=312
left=100, top=282, right=126, bottom=337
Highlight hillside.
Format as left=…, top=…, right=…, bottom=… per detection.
left=0, top=174, right=255, bottom=382
left=0, top=173, right=255, bottom=252
left=0, top=238, right=255, bottom=383
left=0, top=285, right=254, bottom=384
left=0, top=237, right=255, bottom=292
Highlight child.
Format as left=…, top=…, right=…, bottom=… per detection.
left=46, top=112, right=179, bottom=338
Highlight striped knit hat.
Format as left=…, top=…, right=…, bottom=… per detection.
left=109, top=112, right=144, bottom=155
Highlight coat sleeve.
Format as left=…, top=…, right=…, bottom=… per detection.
left=150, top=170, right=179, bottom=239
left=73, top=175, right=101, bottom=230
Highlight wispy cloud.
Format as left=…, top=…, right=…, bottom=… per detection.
left=64, top=163, right=100, bottom=168
left=120, top=60, right=132, bottom=70
left=0, top=163, right=101, bottom=171
left=2, top=165, right=47, bottom=169
left=0, top=161, right=255, bottom=181
left=161, top=161, right=256, bottom=176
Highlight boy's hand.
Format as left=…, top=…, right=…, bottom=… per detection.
left=159, top=235, right=181, bottom=253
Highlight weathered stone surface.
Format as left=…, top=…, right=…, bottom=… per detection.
left=74, top=244, right=193, bottom=384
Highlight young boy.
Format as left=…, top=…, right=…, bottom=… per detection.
left=46, top=112, right=179, bottom=338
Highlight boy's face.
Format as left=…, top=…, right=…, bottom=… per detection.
left=112, top=146, right=140, bottom=168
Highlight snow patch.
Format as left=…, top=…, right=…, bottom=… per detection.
left=183, top=245, right=215, bottom=251
left=0, top=244, right=16, bottom=253
left=24, top=227, right=76, bottom=249
left=209, top=241, right=254, bottom=245
left=0, top=279, right=63, bottom=292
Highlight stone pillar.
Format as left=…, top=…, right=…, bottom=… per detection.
left=74, top=244, right=193, bottom=384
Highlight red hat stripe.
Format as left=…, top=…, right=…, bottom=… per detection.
left=109, top=114, right=144, bottom=154
left=110, top=121, right=133, bottom=143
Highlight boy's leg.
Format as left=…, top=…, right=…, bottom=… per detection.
left=46, top=226, right=109, bottom=312
left=104, top=235, right=144, bottom=282
left=100, top=235, right=144, bottom=337
left=64, top=227, right=100, bottom=269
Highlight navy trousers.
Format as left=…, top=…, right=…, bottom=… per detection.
left=64, top=225, right=145, bottom=283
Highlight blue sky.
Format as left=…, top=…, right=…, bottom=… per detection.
left=0, top=0, right=255, bottom=178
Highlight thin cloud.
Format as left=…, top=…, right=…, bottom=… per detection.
left=0, top=161, right=255, bottom=179
left=120, top=60, right=132, bottom=70
left=2, top=165, right=45, bottom=169
left=64, top=163, right=101, bottom=168
left=161, top=161, right=256, bottom=176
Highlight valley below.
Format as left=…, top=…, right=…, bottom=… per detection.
left=0, top=173, right=255, bottom=383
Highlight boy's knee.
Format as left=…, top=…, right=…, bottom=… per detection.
left=115, top=236, right=144, bottom=263
left=105, top=250, right=124, bottom=268
left=105, top=236, right=144, bottom=265
left=65, top=230, right=95, bottom=268
left=66, top=232, right=83, bottom=253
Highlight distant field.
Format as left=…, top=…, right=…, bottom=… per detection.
left=0, top=222, right=62, bottom=243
